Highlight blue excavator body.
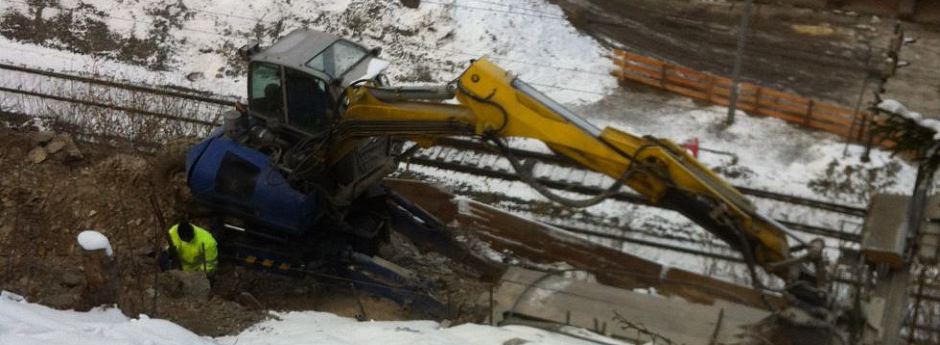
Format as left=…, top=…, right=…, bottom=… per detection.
left=185, top=130, right=321, bottom=237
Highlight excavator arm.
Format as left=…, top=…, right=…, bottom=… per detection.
left=338, top=58, right=822, bottom=291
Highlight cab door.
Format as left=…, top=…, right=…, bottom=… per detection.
left=284, top=68, right=333, bottom=137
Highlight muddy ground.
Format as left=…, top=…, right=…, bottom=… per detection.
left=552, top=0, right=940, bottom=115
left=0, top=121, right=490, bottom=336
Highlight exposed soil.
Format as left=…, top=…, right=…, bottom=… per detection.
left=0, top=120, right=489, bottom=336
left=0, top=0, right=193, bottom=70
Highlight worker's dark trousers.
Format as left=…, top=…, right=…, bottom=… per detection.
left=157, top=250, right=175, bottom=272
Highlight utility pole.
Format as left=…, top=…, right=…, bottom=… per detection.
left=726, top=0, right=754, bottom=126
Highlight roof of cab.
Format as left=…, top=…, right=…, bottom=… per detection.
left=250, top=29, right=358, bottom=82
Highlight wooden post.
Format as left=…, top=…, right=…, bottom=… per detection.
left=80, top=246, right=116, bottom=309
left=705, top=76, right=716, bottom=103
left=489, top=284, right=495, bottom=326
left=804, top=100, right=815, bottom=127
left=753, top=86, right=763, bottom=115
left=855, top=111, right=870, bottom=144
left=77, top=230, right=116, bottom=310
left=618, top=51, right=626, bottom=85
left=659, top=64, right=668, bottom=89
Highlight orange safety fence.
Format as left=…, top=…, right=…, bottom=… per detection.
left=611, top=49, right=873, bottom=143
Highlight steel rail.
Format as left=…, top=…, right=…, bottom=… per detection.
left=0, top=62, right=236, bottom=106
left=0, top=86, right=216, bottom=126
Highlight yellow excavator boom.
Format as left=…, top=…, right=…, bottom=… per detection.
left=340, top=58, right=801, bottom=283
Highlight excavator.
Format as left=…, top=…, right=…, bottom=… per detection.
left=155, top=29, right=885, bottom=341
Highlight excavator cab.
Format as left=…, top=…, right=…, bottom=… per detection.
left=242, top=29, right=389, bottom=140
left=178, top=30, right=403, bottom=262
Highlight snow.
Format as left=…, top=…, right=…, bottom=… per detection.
left=0, top=0, right=614, bottom=104
left=0, top=290, right=628, bottom=345
left=76, top=230, right=113, bottom=256
left=878, top=99, right=940, bottom=139
left=0, top=291, right=213, bottom=345
left=220, top=311, right=628, bottom=345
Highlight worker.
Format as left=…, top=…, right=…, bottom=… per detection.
left=166, top=218, right=218, bottom=274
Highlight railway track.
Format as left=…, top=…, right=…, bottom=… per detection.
left=0, top=63, right=234, bottom=142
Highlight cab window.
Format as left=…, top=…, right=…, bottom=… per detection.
left=249, top=62, right=284, bottom=120
left=285, top=68, right=331, bottom=134
left=305, top=40, right=368, bottom=78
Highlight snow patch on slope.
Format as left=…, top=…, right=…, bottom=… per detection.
left=0, top=291, right=213, bottom=345
left=0, top=0, right=613, bottom=104
left=0, top=291, right=627, bottom=345
left=220, top=310, right=627, bottom=345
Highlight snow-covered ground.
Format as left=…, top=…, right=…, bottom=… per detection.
left=0, top=291, right=626, bottom=345
left=0, top=0, right=613, bottom=104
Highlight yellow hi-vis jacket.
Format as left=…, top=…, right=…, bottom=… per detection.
left=168, top=224, right=218, bottom=273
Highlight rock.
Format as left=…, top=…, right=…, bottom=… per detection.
left=400, top=0, right=420, bottom=8
left=160, top=270, right=211, bottom=301
left=41, top=293, right=79, bottom=310
left=503, top=338, right=529, bottom=345
left=46, top=136, right=69, bottom=154
left=26, top=147, right=48, bottom=164
left=291, top=286, right=309, bottom=295
left=30, top=131, right=55, bottom=145
left=64, top=145, right=83, bottom=161
left=51, top=136, right=83, bottom=161
left=61, top=272, right=84, bottom=288
left=186, top=72, right=204, bottom=82
left=237, top=292, right=264, bottom=310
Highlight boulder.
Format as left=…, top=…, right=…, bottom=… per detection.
left=41, top=292, right=79, bottom=310
left=51, top=135, right=83, bottom=161
left=30, top=131, right=55, bottom=145
left=61, top=272, right=84, bottom=288
left=45, top=136, right=68, bottom=154
left=26, top=147, right=48, bottom=164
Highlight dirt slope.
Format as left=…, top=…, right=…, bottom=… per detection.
left=0, top=122, right=487, bottom=336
